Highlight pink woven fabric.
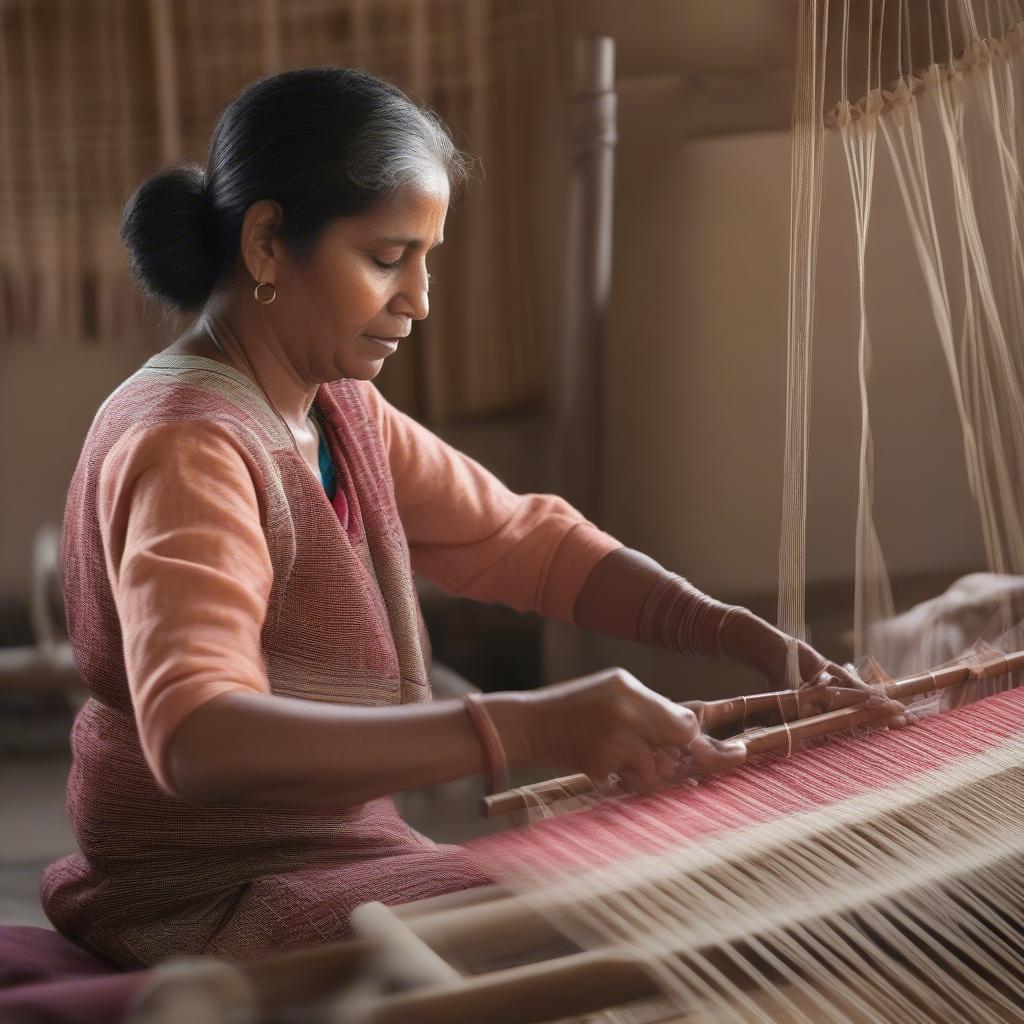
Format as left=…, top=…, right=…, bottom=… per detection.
left=40, top=352, right=620, bottom=967
left=466, top=685, right=1024, bottom=875
left=329, top=473, right=352, bottom=533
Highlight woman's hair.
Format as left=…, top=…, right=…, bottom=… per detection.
left=120, top=67, right=475, bottom=312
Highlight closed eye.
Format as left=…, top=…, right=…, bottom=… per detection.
left=373, top=256, right=434, bottom=283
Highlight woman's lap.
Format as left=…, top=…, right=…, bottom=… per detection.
left=202, top=843, right=493, bottom=961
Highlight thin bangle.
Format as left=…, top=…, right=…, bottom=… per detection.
left=462, top=692, right=511, bottom=795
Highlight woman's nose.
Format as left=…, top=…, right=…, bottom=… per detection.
left=394, top=268, right=430, bottom=321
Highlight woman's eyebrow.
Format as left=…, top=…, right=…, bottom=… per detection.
left=373, top=235, right=444, bottom=251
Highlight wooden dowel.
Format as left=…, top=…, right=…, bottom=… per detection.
left=349, top=901, right=463, bottom=991
left=688, top=687, right=863, bottom=731
left=346, top=949, right=657, bottom=1024
left=481, top=774, right=593, bottom=818
left=483, top=701, right=889, bottom=817
left=482, top=650, right=1024, bottom=817
left=741, top=699, right=899, bottom=755
left=687, top=692, right=794, bottom=730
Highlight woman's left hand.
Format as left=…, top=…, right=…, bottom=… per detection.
left=719, top=608, right=908, bottom=725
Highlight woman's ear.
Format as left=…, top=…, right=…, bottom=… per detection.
left=239, top=199, right=283, bottom=283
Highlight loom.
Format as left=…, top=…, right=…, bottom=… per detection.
left=124, top=673, right=1024, bottom=1023
left=124, top=1, right=1024, bottom=1020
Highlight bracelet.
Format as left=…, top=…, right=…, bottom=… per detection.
left=462, top=692, right=511, bottom=796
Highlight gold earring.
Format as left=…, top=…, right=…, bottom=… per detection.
left=253, top=280, right=277, bottom=304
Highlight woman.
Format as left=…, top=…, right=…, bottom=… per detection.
left=41, top=67, right=884, bottom=968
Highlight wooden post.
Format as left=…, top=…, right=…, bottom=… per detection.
left=556, top=33, right=617, bottom=521
left=543, top=33, right=618, bottom=687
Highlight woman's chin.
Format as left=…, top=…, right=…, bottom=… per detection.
left=330, top=353, right=386, bottom=382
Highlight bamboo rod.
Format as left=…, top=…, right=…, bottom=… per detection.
left=481, top=650, right=1024, bottom=817
left=342, top=948, right=657, bottom=1024
left=349, top=901, right=463, bottom=990
left=684, top=686, right=861, bottom=732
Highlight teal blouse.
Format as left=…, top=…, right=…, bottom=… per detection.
left=312, top=417, right=337, bottom=499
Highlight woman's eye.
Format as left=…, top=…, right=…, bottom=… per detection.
left=373, top=257, right=401, bottom=270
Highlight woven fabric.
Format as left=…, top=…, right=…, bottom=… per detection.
left=467, top=685, right=1024, bottom=875
left=40, top=353, right=492, bottom=967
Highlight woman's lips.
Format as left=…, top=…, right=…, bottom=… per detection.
left=363, top=335, right=400, bottom=353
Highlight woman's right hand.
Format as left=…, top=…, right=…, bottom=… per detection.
left=501, top=667, right=748, bottom=795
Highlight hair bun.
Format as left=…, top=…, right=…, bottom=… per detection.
left=119, top=162, right=221, bottom=313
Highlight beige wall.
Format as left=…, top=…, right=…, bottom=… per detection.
left=0, top=344, right=148, bottom=603
left=549, top=90, right=988, bottom=697
left=601, top=116, right=985, bottom=600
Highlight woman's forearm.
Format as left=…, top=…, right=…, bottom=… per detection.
left=572, top=546, right=745, bottom=657
left=165, top=665, right=749, bottom=810
left=572, top=547, right=872, bottom=696
left=165, top=688, right=534, bottom=809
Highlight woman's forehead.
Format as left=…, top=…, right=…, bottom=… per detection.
left=359, top=181, right=448, bottom=246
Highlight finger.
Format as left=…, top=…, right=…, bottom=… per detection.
left=675, top=735, right=747, bottom=781
left=653, top=745, right=683, bottom=781
left=826, top=660, right=872, bottom=690
left=873, top=697, right=910, bottom=729
left=795, top=645, right=866, bottom=692
left=794, top=642, right=833, bottom=684
left=678, top=700, right=707, bottom=729
left=618, top=762, right=661, bottom=795
left=799, top=668, right=833, bottom=688
left=861, top=688, right=908, bottom=715
left=858, top=696, right=907, bottom=728
left=890, top=707, right=923, bottom=730
left=595, top=770, right=624, bottom=796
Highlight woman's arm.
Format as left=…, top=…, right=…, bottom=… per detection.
left=166, top=668, right=747, bottom=808
left=166, top=688, right=530, bottom=806
left=573, top=546, right=882, bottom=699
left=98, top=420, right=277, bottom=794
